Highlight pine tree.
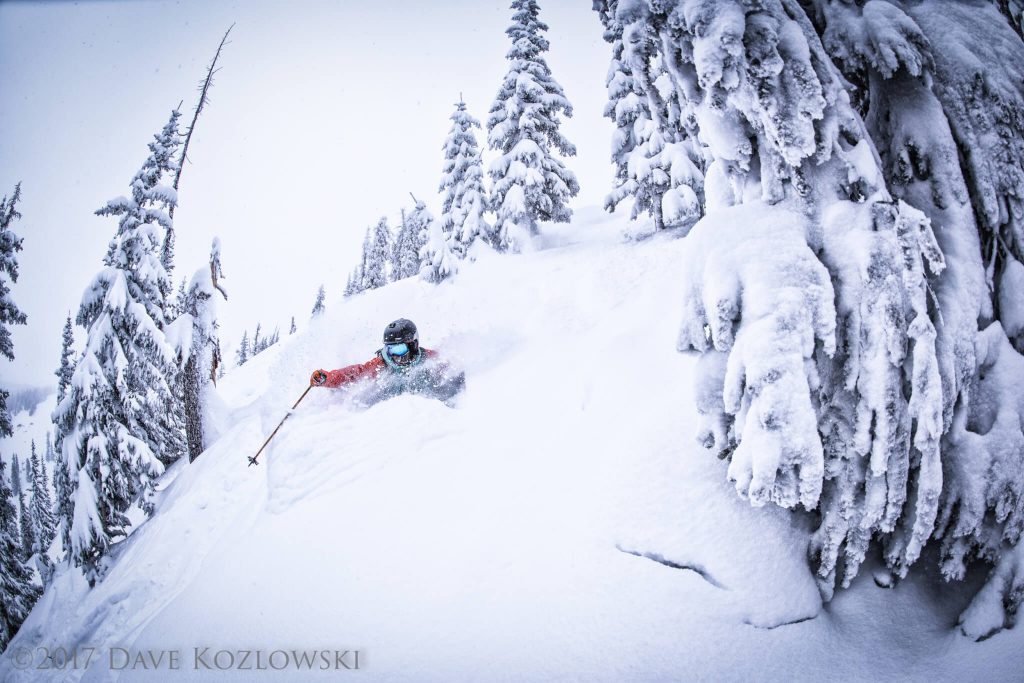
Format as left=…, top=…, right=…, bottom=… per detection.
left=18, top=487, right=33, bottom=561
left=179, top=238, right=227, bottom=462
left=29, top=441, right=55, bottom=560
left=439, top=99, right=493, bottom=256
left=311, top=285, right=326, bottom=317
left=344, top=270, right=361, bottom=297
left=487, top=0, right=579, bottom=252
left=0, top=183, right=27, bottom=438
left=53, top=110, right=184, bottom=584
left=252, top=322, right=263, bottom=354
left=53, top=316, right=75, bottom=556
left=598, top=0, right=1024, bottom=638
left=289, top=316, right=297, bottom=335
left=0, top=458, right=40, bottom=653
left=419, top=201, right=456, bottom=283
left=598, top=11, right=703, bottom=231
left=359, top=218, right=392, bottom=289
left=55, top=314, right=75, bottom=403
left=10, top=454, right=21, bottom=502
left=391, top=208, right=423, bottom=280
left=235, top=330, right=250, bottom=365
left=395, top=200, right=432, bottom=280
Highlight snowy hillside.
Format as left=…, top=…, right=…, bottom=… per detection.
left=2, top=209, right=1023, bottom=681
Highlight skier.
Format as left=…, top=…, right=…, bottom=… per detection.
left=309, top=318, right=465, bottom=405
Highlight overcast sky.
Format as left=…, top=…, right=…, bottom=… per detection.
left=0, top=0, right=615, bottom=388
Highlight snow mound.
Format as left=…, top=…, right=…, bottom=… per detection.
left=3, top=212, right=1023, bottom=681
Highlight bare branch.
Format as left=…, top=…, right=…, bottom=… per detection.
left=171, top=23, right=234, bottom=215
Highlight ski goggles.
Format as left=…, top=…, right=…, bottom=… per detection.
left=386, top=342, right=410, bottom=357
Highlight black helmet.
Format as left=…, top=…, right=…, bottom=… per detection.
left=383, top=318, right=418, bottom=345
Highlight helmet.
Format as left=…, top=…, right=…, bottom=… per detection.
left=383, top=318, right=418, bottom=345
left=382, top=318, right=420, bottom=367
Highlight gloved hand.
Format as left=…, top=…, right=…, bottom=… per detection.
left=310, top=369, right=328, bottom=386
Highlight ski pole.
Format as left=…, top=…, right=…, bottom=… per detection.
left=248, top=385, right=314, bottom=467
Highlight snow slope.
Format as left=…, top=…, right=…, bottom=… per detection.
left=3, top=208, right=1023, bottom=681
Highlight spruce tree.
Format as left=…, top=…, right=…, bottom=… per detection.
left=236, top=330, right=250, bottom=365
left=0, top=183, right=27, bottom=437
left=0, top=458, right=40, bottom=653
left=53, top=318, right=75, bottom=556
left=440, top=100, right=493, bottom=257
left=53, top=111, right=184, bottom=584
left=179, top=239, right=227, bottom=462
left=289, top=316, right=297, bottom=334
left=395, top=200, right=432, bottom=280
left=359, top=218, right=392, bottom=290
left=55, top=314, right=75, bottom=403
left=311, top=285, right=326, bottom=317
left=599, top=11, right=703, bottom=231
left=596, top=0, right=1024, bottom=637
left=28, top=441, right=55, bottom=560
left=252, top=322, right=263, bottom=354
left=10, top=454, right=21, bottom=501
left=18, top=487, right=33, bottom=561
left=487, top=0, right=579, bottom=252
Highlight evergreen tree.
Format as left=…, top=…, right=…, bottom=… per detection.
left=29, top=441, right=55, bottom=560
left=18, top=487, right=33, bottom=561
left=598, top=12, right=703, bottom=231
left=235, top=330, right=250, bottom=365
left=395, top=200, right=432, bottom=280
left=391, top=208, right=419, bottom=280
left=439, top=99, right=493, bottom=257
left=597, top=0, right=1024, bottom=638
left=487, top=0, right=579, bottom=252
left=289, top=316, right=297, bottom=334
left=53, top=110, right=184, bottom=584
left=0, top=183, right=27, bottom=437
left=420, top=206, right=458, bottom=283
left=55, top=314, right=75, bottom=403
left=0, top=458, right=40, bottom=653
left=359, top=218, right=392, bottom=290
left=10, top=453, right=21, bottom=501
left=252, top=322, right=263, bottom=354
left=178, top=238, right=227, bottom=462
left=344, top=270, right=361, bottom=297
left=311, top=285, right=326, bottom=317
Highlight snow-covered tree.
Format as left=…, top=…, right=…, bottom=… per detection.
left=235, top=330, right=250, bottom=365
left=0, top=458, right=40, bottom=653
left=55, top=314, right=75, bottom=403
left=311, top=285, right=326, bottom=317
left=418, top=202, right=456, bottom=283
left=344, top=270, right=360, bottom=297
left=594, top=0, right=1024, bottom=636
left=393, top=204, right=430, bottom=280
left=359, top=218, right=392, bottom=289
left=796, top=0, right=1024, bottom=638
left=439, top=99, right=493, bottom=256
left=17, top=486, right=33, bottom=562
left=598, top=10, right=703, bottom=231
left=0, top=183, right=27, bottom=438
left=28, top=441, right=55, bottom=561
left=289, top=316, right=296, bottom=335
left=10, top=454, right=21, bottom=502
left=53, top=110, right=185, bottom=584
left=175, top=238, right=227, bottom=462
left=487, top=0, right=579, bottom=252
left=252, top=323, right=263, bottom=354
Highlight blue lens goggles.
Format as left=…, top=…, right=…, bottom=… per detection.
left=386, top=342, right=410, bottom=357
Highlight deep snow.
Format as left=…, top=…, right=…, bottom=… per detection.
left=2, top=208, right=1023, bottom=682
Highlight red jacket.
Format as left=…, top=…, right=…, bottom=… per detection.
left=321, top=348, right=441, bottom=388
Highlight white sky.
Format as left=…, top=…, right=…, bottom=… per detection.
left=0, top=0, right=615, bottom=387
